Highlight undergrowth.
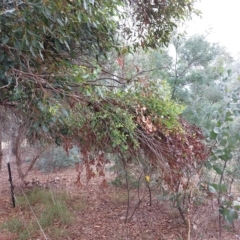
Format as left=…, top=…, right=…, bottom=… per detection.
left=0, top=188, right=87, bottom=239
left=37, top=146, right=80, bottom=172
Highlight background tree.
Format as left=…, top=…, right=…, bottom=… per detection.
left=128, top=33, right=240, bottom=232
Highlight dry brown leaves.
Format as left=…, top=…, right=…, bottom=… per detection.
left=0, top=163, right=240, bottom=240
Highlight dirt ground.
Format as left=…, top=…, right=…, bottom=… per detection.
left=0, top=158, right=240, bottom=240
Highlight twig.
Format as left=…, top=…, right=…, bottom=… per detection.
left=127, top=194, right=146, bottom=222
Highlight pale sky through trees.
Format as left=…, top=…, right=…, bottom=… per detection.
left=187, top=0, right=240, bottom=58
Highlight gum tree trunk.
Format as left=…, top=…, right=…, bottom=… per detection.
left=0, top=124, right=2, bottom=170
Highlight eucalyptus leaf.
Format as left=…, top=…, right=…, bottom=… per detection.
left=208, top=185, right=217, bottom=194
left=213, top=127, right=220, bottom=134
left=212, top=165, right=222, bottom=175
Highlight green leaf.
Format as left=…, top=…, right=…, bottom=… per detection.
left=12, top=27, right=22, bottom=33
left=225, top=111, right=233, bottom=121
left=39, top=50, right=44, bottom=60
left=0, top=54, right=4, bottom=62
left=219, top=207, right=238, bottom=224
left=205, top=161, right=212, bottom=169
left=42, top=124, right=49, bottom=133
left=37, top=102, right=45, bottom=111
left=77, top=11, right=81, bottom=22
left=27, top=29, right=39, bottom=38
left=13, top=40, right=21, bottom=50
left=210, top=130, right=217, bottom=140
left=213, top=127, right=220, bottom=134
left=208, top=185, right=217, bottom=194
left=220, top=152, right=233, bottom=161
left=83, top=0, right=88, bottom=10
left=210, top=183, right=227, bottom=193
left=212, top=165, right=222, bottom=175
left=30, top=46, right=36, bottom=57
left=2, top=35, right=10, bottom=45
left=62, top=109, right=69, bottom=120
left=55, top=39, right=62, bottom=52
left=38, top=41, right=44, bottom=49
left=64, top=40, right=70, bottom=51
left=32, top=39, right=37, bottom=47
left=56, top=18, right=64, bottom=26
left=219, top=139, right=227, bottom=146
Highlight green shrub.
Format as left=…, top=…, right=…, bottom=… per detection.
left=37, top=146, right=80, bottom=172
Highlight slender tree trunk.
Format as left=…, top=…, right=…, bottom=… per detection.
left=229, top=178, right=234, bottom=194
left=0, top=129, right=2, bottom=170
left=0, top=108, right=2, bottom=170
left=11, top=127, right=17, bottom=155
left=218, top=160, right=228, bottom=240
left=15, top=126, right=25, bottom=180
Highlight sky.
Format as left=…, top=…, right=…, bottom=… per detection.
left=187, top=0, right=240, bottom=58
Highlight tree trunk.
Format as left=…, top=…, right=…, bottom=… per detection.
left=0, top=138, right=2, bottom=170
left=15, top=126, right=24, bottom=180
left=0, top=124, right=2, bottom=170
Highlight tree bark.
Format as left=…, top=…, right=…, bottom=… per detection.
left=15, top=126, right=25, bottom=180
left=0, top=123, right=2, bottom=170
left=0, top=143, right=2, bottom=170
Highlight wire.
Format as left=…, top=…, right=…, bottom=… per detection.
left=19, top=186, right=48, bottom=240
left=13, top=195, right=32, bottom=240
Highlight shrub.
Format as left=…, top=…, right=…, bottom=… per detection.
left=37, top=146, right=80, bottom=172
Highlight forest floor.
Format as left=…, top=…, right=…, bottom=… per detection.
left=0, top=160, right=240, bottom=240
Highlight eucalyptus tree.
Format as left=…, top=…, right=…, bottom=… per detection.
left=0, top=0, right=198, bottom=138
left=0, top=1, right=210, bottom=210
left=0, top=2, right=212, bottom=231
left=141, top=35, right=233, bottom=128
